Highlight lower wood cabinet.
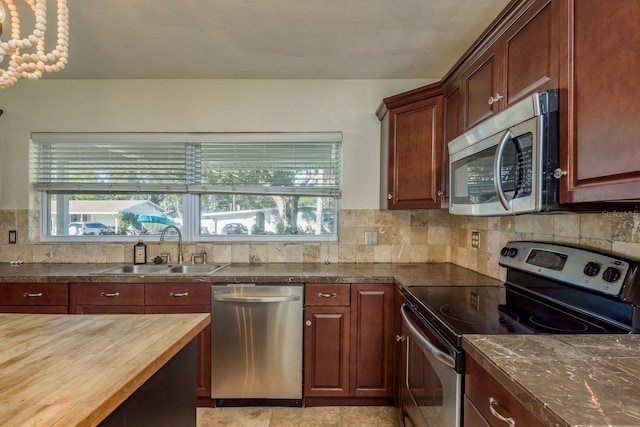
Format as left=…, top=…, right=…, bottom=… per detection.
left=304, top=283, right=394, bottom=399
left=0, top=282, right=69, bottom=313
left=70, top=282, right=212, bottom=398
left=464, top=356, right=547, bottom=427
left=71, top=282, right=145, bottom=314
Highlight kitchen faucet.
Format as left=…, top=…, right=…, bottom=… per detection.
left=159, top=225, right=183, bottom=264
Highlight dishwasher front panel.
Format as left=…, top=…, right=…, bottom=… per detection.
left=211, top=283, right=303, bottom=402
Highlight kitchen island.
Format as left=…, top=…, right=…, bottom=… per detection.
left=464, top=334, right=640, bottom=427
left=0, top=312, right=210, bottom=427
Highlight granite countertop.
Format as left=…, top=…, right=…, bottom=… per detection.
left=463, top=334, right=640, bottom=427
left=0, top=262, right=503, bottom=287
left=0, top=312, right=210, bottom=427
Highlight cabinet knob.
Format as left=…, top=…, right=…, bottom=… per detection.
left=488, top=93, right=504, bottom=105
left=387, top=193, right=393, bottom=200
left=489, top=397, right=516, bottom=426
left=437, top=190, right=444, bottom=197
left=396, top=335, right=405, bottom=342
left=305, top=320, right=312, bottom=327
left=553, top=168, right=567, bottom=179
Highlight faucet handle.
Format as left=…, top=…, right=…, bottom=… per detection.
left=201, top=250, right=207, bottom=265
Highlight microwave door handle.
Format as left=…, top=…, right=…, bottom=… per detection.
left=493, top=129, right=514, bottom=211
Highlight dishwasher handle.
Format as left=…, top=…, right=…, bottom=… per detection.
left=213, top=295, right=301, bottom=303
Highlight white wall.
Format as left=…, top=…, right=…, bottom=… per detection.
left=0, top=78, right=433, bottom=210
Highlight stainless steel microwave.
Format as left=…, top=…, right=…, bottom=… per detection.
left=448, top=89, right=560, bottom=216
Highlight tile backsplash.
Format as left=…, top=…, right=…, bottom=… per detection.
left=1, top=208, right=640, bottom=281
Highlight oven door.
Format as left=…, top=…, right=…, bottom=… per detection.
left=400, top=303, right=462, bottom=427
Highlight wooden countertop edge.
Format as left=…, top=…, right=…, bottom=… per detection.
left=78, top=313, right=210, bottom=427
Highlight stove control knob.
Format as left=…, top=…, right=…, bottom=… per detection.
left=500, top=247, right=510, bottom=257
left=603, top=267, right=622, bottom=282
left=507, top=247, right=518, bottom=257
left=583, top=262, right=601, bottom=277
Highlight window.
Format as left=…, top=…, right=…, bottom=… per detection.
left=31, top=132, right=342, bottom=241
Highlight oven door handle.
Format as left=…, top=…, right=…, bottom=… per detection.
left=401, top=303, right=455, bottom=369
left=493, top=129, right=514, bottom=212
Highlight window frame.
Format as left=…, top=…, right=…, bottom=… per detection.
left=33, top=132, right=342, bottom=243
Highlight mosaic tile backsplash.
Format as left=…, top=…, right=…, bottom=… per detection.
left=1, top=208, right=640, bottom=281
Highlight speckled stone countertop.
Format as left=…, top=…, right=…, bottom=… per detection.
left=463, top=334, right=640, bottom=427
left=0, top=262, right=503, bottom=287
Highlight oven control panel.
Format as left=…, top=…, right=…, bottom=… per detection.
left=499, top=241, right=629, bottom=297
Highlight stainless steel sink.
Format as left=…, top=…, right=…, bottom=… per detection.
left=166, top=264, right=227, bottom=275
left=95, top=264, right=171, bottom=275
left=93, top=263, right=227, bottom=275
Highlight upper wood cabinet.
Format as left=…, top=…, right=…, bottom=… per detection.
left=377, top=83, right=446, bottom=210
left=460, top=0, right=559, bottom=131
left=558, top=0, right=640, bottom=202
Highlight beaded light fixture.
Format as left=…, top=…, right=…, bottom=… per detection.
left=0, top=0, right=69, bottom=89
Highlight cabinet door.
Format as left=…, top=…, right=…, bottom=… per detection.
left=442, top=79, right=463, bottom=205
left=145, top=283, right=210, bottom=306
left=463, top=396, right=491, bottom=427
left=463, top=46, right=501, bottom=129
left=387, top=96, right=444, bottom=210
left=72, top=283, right=144, bottom=308
left=304, top=306, right=350, bottom=397
left=392, top=286, right=406, bottom=414
left=559, top=0, right=640, bottom=202
left=465, top=356, right=546, bottom=427
left=74, top=305, right=145, bottom=314
left=350, top=283, right=394, bottom=397
left=146, top=305, right=211, bottom=398
left=502, top=0, right=558, bottom=106
left=0, top=283, right=68, bottom=308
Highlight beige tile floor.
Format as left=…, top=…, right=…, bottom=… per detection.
left=197, top=406, right=400, bottom=427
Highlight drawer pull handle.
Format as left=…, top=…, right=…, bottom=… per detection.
left=170, top=292, right=189, bottom=297
left=23, top=292, right=43, bottom=298
left=100, top=292, right=120, bottom=298
left=489, top=397, right=516, bottom=426
left=318, top=292, right=337, bottom=298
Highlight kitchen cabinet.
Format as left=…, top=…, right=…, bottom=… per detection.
left=392, top=286, right=406, bottom=416
left=71, top=283, right=145, bottom=314
left=304, top=283, right=394, bottom=399
left=0, top=282, right=68, bottom=314
left=350, top=283, right=394, bottom=396
left=464, top=355, right=547, bottom=427
left=459, top=0, right=559, bottom=130
left=70, top=282, right=211, bottom=398
left=558, top=0, right=640, bottom=202
left=377, top=83, right=446, bottom=210
left=145, top=283, right=211, bottom=398
left=304, top=283, right=351, bottom=397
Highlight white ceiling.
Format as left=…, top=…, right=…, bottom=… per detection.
left=24, top=0, right=511, bottom=80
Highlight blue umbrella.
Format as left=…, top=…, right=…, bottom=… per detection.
left=136, top=214, right=176, bottom=225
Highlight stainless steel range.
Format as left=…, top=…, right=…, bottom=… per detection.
left=398, top=241, right=640, bottom=427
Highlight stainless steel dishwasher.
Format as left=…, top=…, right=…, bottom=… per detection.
left=211, top=283, right=303, bottom=406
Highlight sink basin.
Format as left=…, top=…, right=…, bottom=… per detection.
left=167, top=264, right=227, bottom=275
left=94, top=264, right=170, bottom=275
left=93, top=264, right=227, bottom=275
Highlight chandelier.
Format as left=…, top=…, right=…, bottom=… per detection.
left=0, top=0, right=69, bottom=89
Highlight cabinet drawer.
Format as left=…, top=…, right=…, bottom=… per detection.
left=465, top=356, right=546, bottom=427
left=305, top=283, right=350, bottom=306
left=145, top=283, right=211, bottom=306
left=73, top=283, right=144, bottom=306
left=0, top=283, right=68, bottom=306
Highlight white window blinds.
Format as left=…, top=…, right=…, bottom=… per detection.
left=31, top=132, right=342, bottom=196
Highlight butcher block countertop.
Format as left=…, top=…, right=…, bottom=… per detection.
left=464, top=334, right=640, bottom=427
left=0, top=313, right=210, bottom=427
